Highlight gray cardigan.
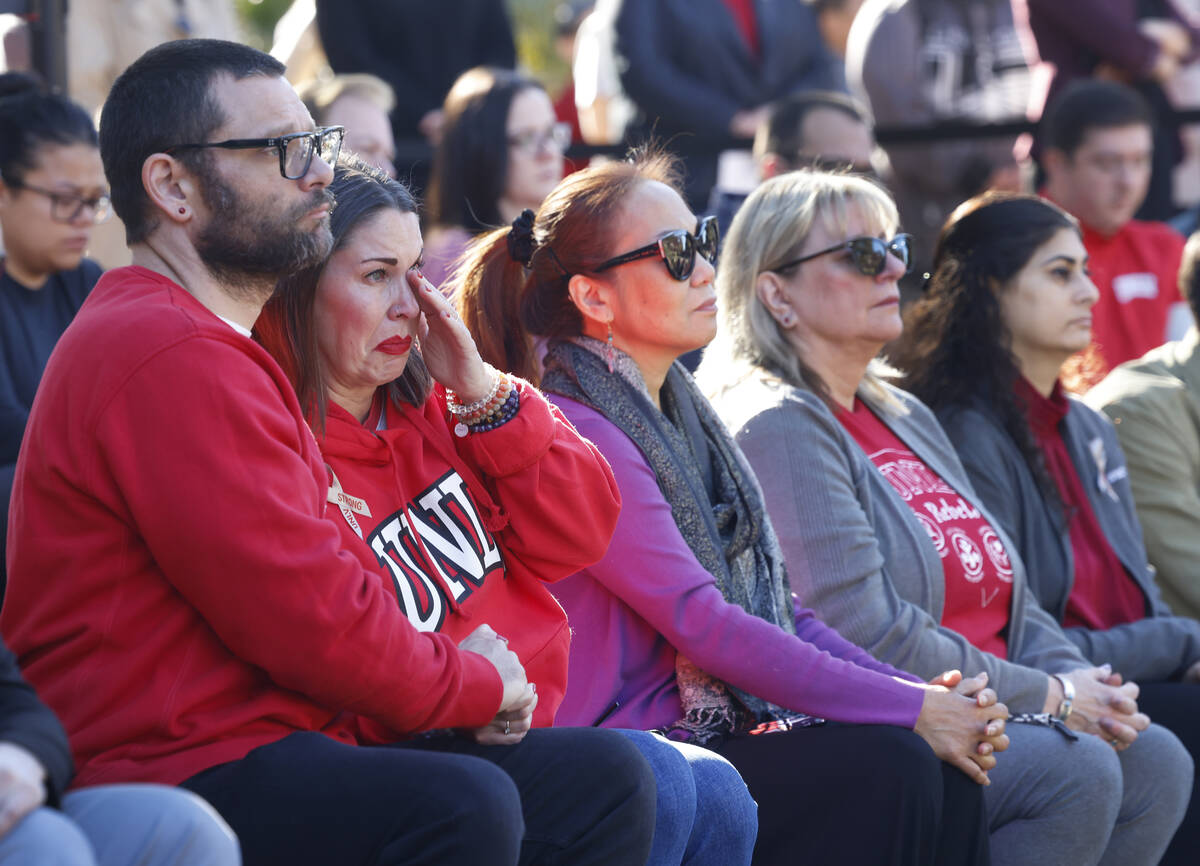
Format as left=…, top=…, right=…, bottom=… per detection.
left=711, top=373, right=1087, bottom=714
left=938, top=395, right=1200, bottom=683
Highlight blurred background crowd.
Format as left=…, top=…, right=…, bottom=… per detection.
left=3, top=0, right=1200, bottom=286
left=9, top=5, right=1200, bottom=863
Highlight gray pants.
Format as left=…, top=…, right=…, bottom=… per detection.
left=986, top=721, right=1192, bottom=865
left=0, top=784, right=239, bottom=865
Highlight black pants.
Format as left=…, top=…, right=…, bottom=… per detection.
left=716, top=723, right=990, bottom=866
left=1137, top=682, right=1200, bottom=866
left=181, top=727, right=656, bottom=866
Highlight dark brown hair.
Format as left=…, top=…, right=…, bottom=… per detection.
left=454, top=148, right=683, bottom=382
left=427, top=66, right=545, bottom=232
left=892, top=191, right=1080, bottom=522
left=257, top=158, right=430, bottom=429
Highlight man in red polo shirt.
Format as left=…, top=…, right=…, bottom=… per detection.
left=1042, top=79, right=1193, bottom=390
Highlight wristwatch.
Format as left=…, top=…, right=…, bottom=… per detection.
left=1052, top=674, right=1074, bottom=723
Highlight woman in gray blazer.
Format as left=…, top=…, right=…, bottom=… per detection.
left=700, top=171, right=1191, bottom=866
left=895, top=191, right=1200, bottom=865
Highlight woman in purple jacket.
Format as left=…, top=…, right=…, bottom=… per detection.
left=454, top=151, right=1004, bottom=865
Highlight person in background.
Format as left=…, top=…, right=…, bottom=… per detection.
left=0, top=636, right=239, bottom=865
left=812, top=0, right=867, bottom=58
left=299, top=73, right=397, bottom=178
left=612, top=0, right=846, bottom=209
left=457, top=151, right=1002, bottom=866
left=551, top=0, right=590, bottom=176
left=66, top=0, right=241, bottom=118
left=709, top=90, right=877, bottom=245
left=424, top=67, right=569, bottom=290
left=1040, top=79, right=1192, bottom=389
left=572, top=0, right=634, bottom=146
left=258, top=156, right=760, bottom=866
left=62, top=0, right=242, bottom=273
left=315, top=0, right=516, bottom=191
left=0, top=74, right=107, bottom=595
left=896, top=191, right=1200, bottom=865
left=1087, top=230, right=1200, bottom=623
left=847, top=0, right=1030, bottom=291
left=3, top=38, right=657, bottom=866
left=701, top=171, right=1192, bottom=865
left=1013, top=0, right=1199, bottom=221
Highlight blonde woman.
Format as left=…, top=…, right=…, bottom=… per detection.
left=699, top=169, right=1192, bottom=865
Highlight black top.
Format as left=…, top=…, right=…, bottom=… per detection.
left=1, top=259, right=100, bottom=589
left=1, top=259, right=100, bottom=465
left=315, top=0, right=516, bottom=138
left=0, top=636, right=74, bottom=805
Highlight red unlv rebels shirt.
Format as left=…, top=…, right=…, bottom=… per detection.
left=839, top=400, right=1013, bottom=658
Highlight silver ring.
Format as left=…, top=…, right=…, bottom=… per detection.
left=504, top=720, right=511, bottom=735
left=1109, top=738, right=1120, bottom=747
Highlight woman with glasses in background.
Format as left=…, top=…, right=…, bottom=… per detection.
left=0, top=72, right=110, bottom=591
left=700, top=171, right=1192, bottom=864
left=423, top=66, right=570, bottom=290
left=456, top=151, right=1002, bottom=866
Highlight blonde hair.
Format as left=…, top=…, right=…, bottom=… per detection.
left=698, top=169, right=905, bottom=413
left=298, top=73, right=396, bottom=122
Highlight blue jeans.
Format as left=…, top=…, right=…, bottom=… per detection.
left=0, top=784, right=239, bottom=865
left=618, top=730, right=757, bottom=866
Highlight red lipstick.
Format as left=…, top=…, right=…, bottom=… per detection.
left=376, top=336, right=413, bottom=355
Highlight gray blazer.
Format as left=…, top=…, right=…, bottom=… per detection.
left=938, top=395, right=1200, bottom=683
left=711, top=373, right=1086, bottom=714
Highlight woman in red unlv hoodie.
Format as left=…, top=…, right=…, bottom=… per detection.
left=256, top=162, right=620, bottom=732
left=257, top=160, right=761, bottom=866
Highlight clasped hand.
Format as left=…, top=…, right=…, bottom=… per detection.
left=0, top=742, right=46, bottom=839
left=458, top=624, right=536, bottom=746
left=1054, top=665, right=1148, bottom=750
left=914, top=670, right=1010, bottom=786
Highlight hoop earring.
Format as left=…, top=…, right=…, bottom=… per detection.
left=606, top=322, right=615, bottom=373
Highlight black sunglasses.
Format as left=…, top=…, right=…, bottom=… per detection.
left=594, top=215, right=720, bottom=281
left=773, top=233, right=913, bottom=277
left=166, top=126, right=345, bottom=180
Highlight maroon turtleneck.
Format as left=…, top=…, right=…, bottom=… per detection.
left=1015, top=376, right=1145, bottom=630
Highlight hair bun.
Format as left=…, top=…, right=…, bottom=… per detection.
left=506, top=208, right=536, bottom=267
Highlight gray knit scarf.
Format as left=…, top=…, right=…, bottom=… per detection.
left=542, top=338, right=796, bottom=743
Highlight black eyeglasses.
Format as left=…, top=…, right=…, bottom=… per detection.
left=7, top=181, right=112, bottom=225
left=594, top=215, right=720, bottom=281
left=772, top=233, right=912, bottom=277
left=166, top=126, right=345, bottom=180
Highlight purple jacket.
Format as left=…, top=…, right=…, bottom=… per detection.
left=549, top=395, right=927, bottom=732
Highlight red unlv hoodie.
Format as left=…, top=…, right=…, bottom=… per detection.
left=2, top=267, right=509, bottom=787
left=319, top=386, right=622, bottom=732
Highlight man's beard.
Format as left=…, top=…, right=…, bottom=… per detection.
left=194, top=167, right=335, bottom=303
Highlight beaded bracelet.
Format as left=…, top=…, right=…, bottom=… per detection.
left=446, top=365, right=503, bottom=417
left=458, top=377, right=514, bottom=427
left=457, top=387, right=520, bottom=436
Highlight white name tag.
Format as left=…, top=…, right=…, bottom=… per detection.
left=1112, top=273, right=1158, bottom=304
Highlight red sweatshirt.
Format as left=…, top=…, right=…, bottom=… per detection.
left=318, top=387, right=622, bottom=732
left=2, top=267, right=507, bottom=787
left=1081, top=220, right=1185, bottom=383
